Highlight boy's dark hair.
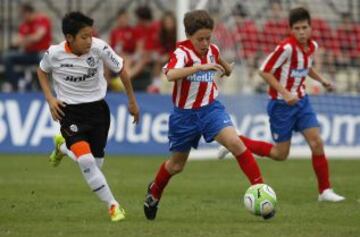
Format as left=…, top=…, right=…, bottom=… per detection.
left=62, top=12, right=94, bottom=37
left=117, top=8, right=127, bottom=17
left=20, top=2, right=35, bottom=13
left=135, top=5, right=153, bottom=21
left=289, top=7, right=311, bottom=27
left=184, top=10, right=214, bottom=36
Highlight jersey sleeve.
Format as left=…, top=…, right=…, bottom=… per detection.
left=39, top=50, right=52, bottom=73
left=162, top=48, right=187, bottom=74
left=98, top=39, right=124, bottom=73
left=260, top=44, right=292, bottom=73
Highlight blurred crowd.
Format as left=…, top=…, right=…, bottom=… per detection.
left=1, top=1, right=359, bottom=93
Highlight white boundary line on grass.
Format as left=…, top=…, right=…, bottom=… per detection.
left=189, top=146, right=360, bottom=160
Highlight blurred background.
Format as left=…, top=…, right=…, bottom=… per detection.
left=0, top=0, right=359, bottom=157
left=0, top=0, right=360, bottom=94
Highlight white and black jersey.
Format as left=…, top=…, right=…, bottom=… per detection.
left=39, top=37, right=123, bottom=104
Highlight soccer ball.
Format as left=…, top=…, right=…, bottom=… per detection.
left=243, top=184, right=277, bottom=219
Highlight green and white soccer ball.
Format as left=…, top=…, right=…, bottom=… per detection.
left=243, top=184, right=277, bottom=219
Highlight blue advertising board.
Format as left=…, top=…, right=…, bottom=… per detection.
left=0, top=93, right=359, bottom=157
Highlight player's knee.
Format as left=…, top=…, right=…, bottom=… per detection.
left=226, top=137, right=244, bottom=155
left=308, top=137, right=324, bottom=152
left=273, top=150, right=289, bottom=161
left=167, top=162, right=185, bottom=174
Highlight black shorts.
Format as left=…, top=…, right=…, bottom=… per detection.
left=60, top=99, right=110, bottom=158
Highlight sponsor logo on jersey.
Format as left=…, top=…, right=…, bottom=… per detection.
left=60, top=63, right=74, bottom=67
left=290, top=68, right=309, bottom=78
left=64, top=68, right=97, bottom=82
left=187, top=71, right=216, bottom=83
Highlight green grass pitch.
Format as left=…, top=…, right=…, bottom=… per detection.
left=0, top=155, right=359, bottom=237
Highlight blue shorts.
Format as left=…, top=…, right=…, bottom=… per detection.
left=267, top=95, right=320, bottom=143
left=168, top=100, right=233, bottom=152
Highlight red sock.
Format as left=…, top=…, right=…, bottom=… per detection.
left=236, top=149, right=264, bottom=184
left=150, top=162, right=172, bottom=199
left=240, top=135, right=273, bottom=157
left=312, top=154, right=331, bottom=193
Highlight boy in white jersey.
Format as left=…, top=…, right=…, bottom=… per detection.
left=37, top=12, right=139, bottom=222
left=217, top=8, right=345, bottom=202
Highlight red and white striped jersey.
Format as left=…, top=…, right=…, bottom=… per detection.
left=260, top=36, right=318, bottom=100
left=163, top=40, right=220, bottom=109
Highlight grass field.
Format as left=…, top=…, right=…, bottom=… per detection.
left=0, top=155, right=359, bottom=237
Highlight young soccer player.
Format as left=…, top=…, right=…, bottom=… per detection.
left=143, top=10, right=266, bottom=220
left=218, top=7, right=345, bottom=202
left=37, top=12, right=140, bottom=221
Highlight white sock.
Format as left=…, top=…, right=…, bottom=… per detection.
left=77, top=153, right=118, bottom=208
left=60, top=143, right=77, bottom=162
left=95, top=157, right=104, bottom=169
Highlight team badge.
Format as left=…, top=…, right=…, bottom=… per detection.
left=86, top=56, right=96, bottom=67
left=69, top=124, right=78, bottom=133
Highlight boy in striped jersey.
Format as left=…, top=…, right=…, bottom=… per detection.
left=218, top=7, right=345, bottom=202
left=143, top=10, right=267, bottom=220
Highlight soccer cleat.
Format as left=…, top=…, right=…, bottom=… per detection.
left=144, top=182, right=159, bottom=220
left=217, top=146, right=230, bottom=160
left=318, top=189, right=345, bottom=202
left=49, top=134, right=66, bottom=167
left=109, top=204, right=126, bottom=222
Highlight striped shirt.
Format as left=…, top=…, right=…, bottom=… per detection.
left=260, top=36, right=318, bottom=100
left=163, top=40, right=220, bottom=109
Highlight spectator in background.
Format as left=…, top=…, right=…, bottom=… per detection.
left=131, top=5, right=160, bottom=91
left=109, top=8, right=136, bottom=56
left=232, top=3, right=259, bottom=78
left=310, top=13, right=338, bottom=75
left=335, top=13, right=360, bottom=68
left=2, top=2, right=51, bottom=92
left=210, top=8, right=234, bottom=60
left=261, top=0, right=288, bottom=54
left=149, top=11, right=177, bottom=93
left=107, top=8, right=135, bottom=91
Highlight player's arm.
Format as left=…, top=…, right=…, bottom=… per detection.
left=308, top=67, right=334, bottom=91
left=166, top=64, right=224, bottom=82
left=99, top=40, right=140, bottom=123
left=37, top=68, right=65, bottom=121
left=119, top=66, right=140, bottom=124
left=259, top=71, right=298, bottom=105
left=218, top=56, right=233, bottom=77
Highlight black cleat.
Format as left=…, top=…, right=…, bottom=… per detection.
left=262, top=210, right=276, bottom=220
left=144, top=182, right=159, bottom=220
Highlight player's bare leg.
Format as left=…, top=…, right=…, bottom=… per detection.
left=218, top=136, right=291, bottom=161
left=144, top=151, right=190, bottom=220
left=215, top=126, right=263, bottom=184
left=302, top=127, right=345, bottom=202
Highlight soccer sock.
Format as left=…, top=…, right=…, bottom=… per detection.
left=94, top=157, right=104, bottom=169
left=150, top=162, right=172, bottom=200
left=239, top=135, right=273, bottom=157
left=77, top=153, right=118, bottom=208
left=235, top=149, right=264, bottom=185
left=60, top=143, right=77, bottom=162
left=311, top=154, right=331, bottom=193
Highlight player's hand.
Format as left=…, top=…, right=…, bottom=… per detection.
left=47, top=97, right=65, bottom=121
left=196, top=63, right=225, bottom=74
left=321, top=80, right=334, bottom=92
left=283, top=92, right=299, bottom=106
left=128, top=100, right=140, bottom=124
